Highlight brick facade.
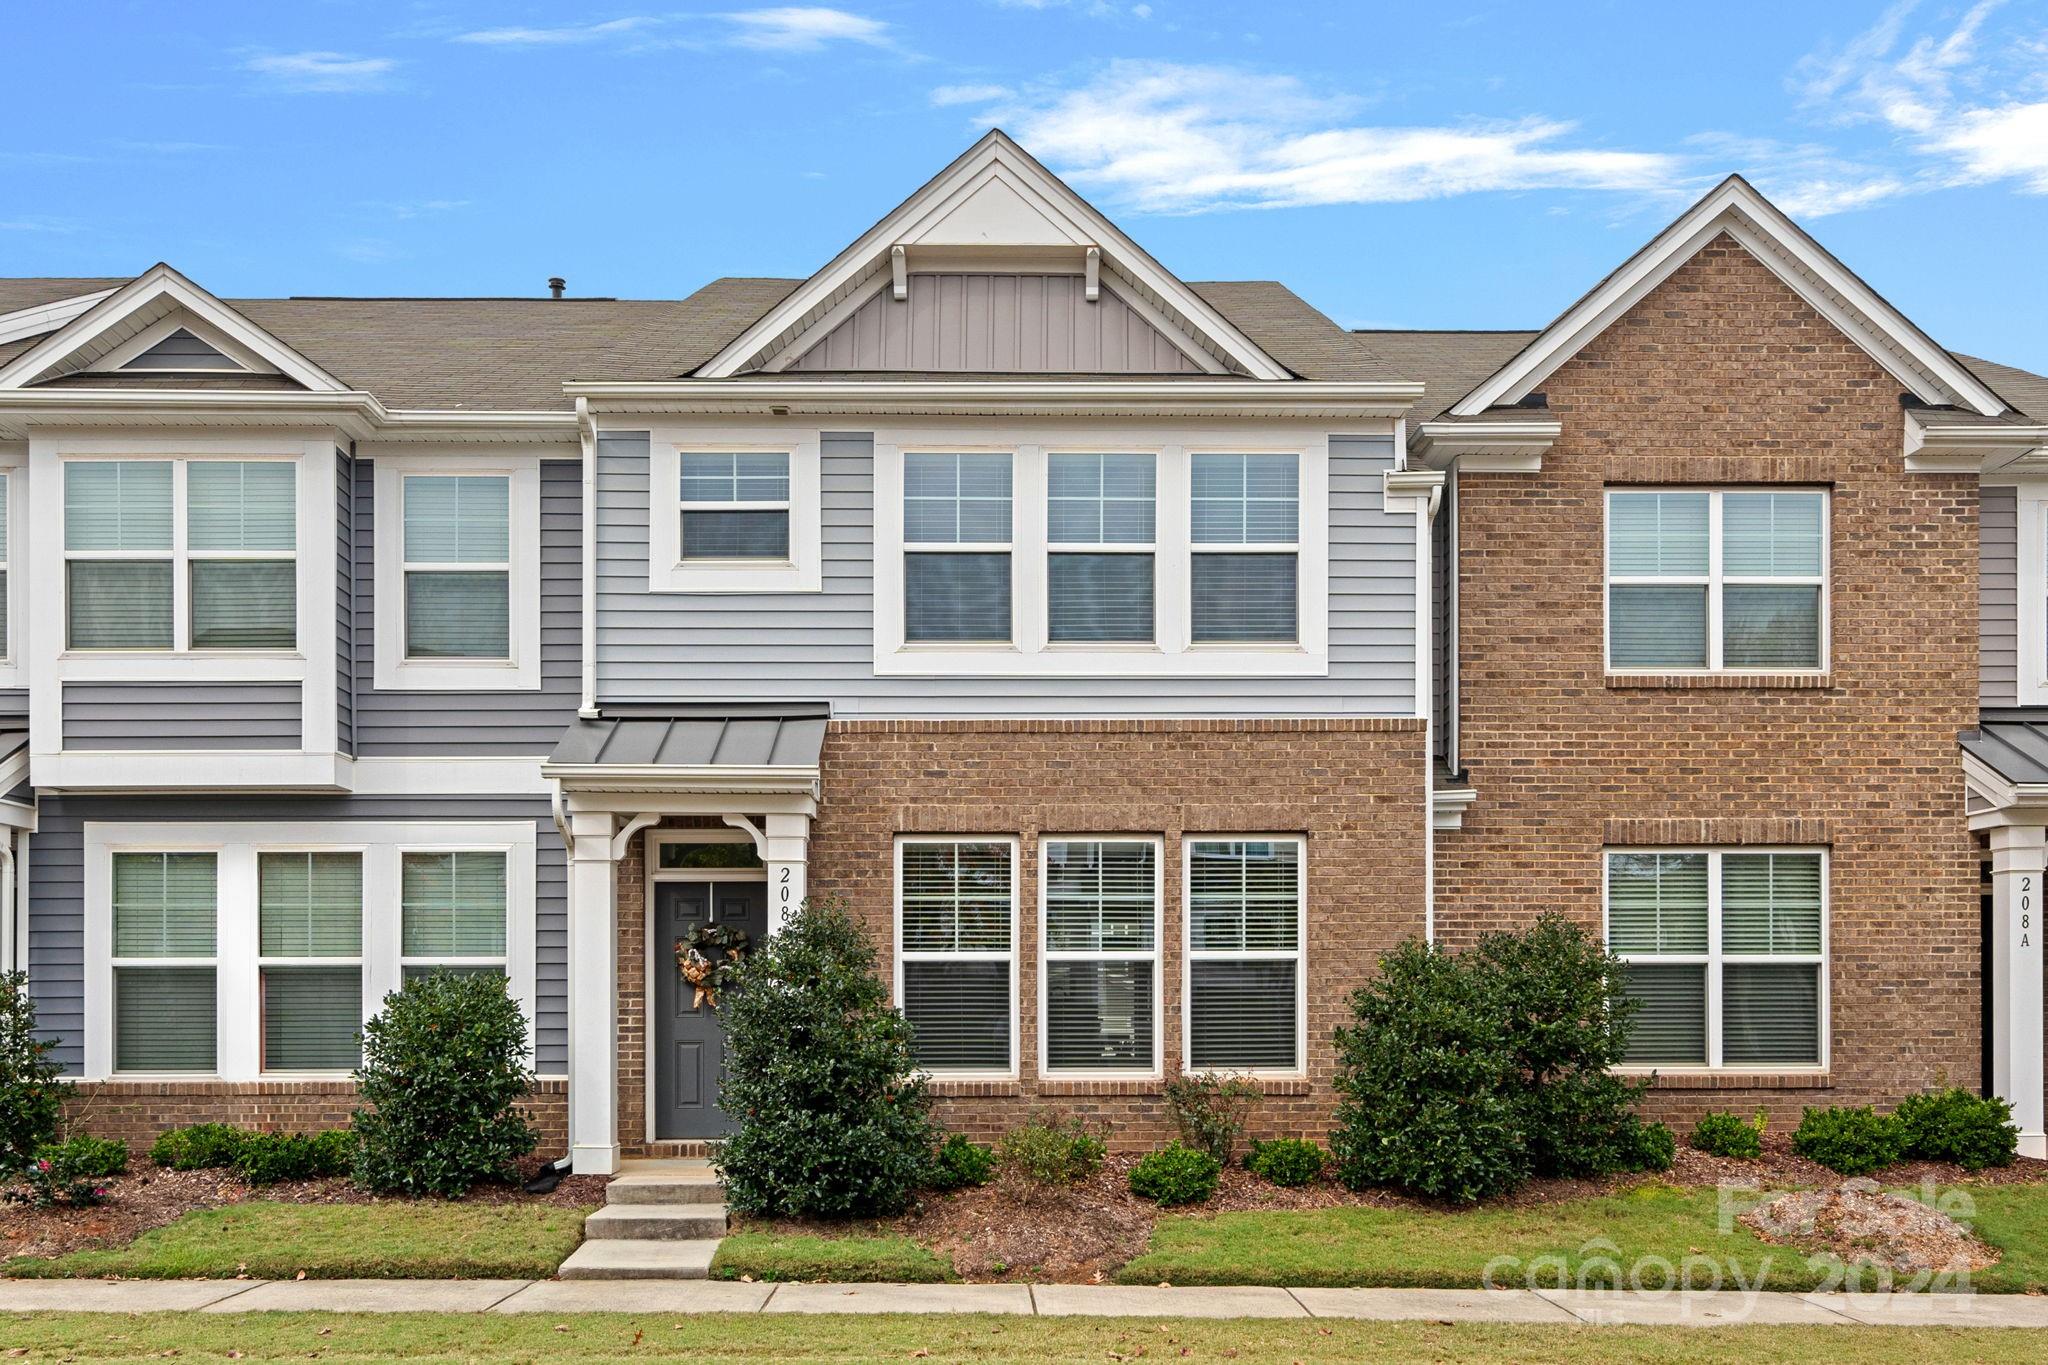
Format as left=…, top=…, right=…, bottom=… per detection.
left=60, top=1080, right=569, bottom=1155
left=1438, top=235, right=1982, bottom=1126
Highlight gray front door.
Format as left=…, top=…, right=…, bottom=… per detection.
left=653, top=880, right=769, bottom=1140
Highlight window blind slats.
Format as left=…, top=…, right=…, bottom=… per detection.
left=1047, top=453, right=1155, bottom=544
left=905, top=552, right=1011, bottom=641
left=899, top=841, right=1014, bottom=1072
left=1044, top=841, right=1155, bottom=952
left=1189, top=961, right=1297, bottom=1071
left=190, top=560, right=295, bottom=649
left=1188, top=841, right=1300, bottom=951
left=1045, top=959, right=1154, bottom=1071
left=1721, top=853, right=1823, bottom=954
left=1606, top=852, right=1708, bottom=953
left=681, top=452, right=790, bottom=503
left=67, top=561, right=173, bottom=649
left=259, top=852, right=363, bottom=957
left=1723, top=492, right=1823, bottom=576
left=404, top=570, right=510, bottom=659
left=403, top=475, right=509, bottom=563
left=903, top=961, right=1010, bottom=1070
left=1723, top=964, right=1821, bottom=1065
left=681, top=509, right=789, bottom=560
left=113, top=852, right=217, bottom=957
left=1607, top=491, right=1708, bottom=576
left=401, top=851, right=507, bottom=957
left=899, top=843, right=1011, bottom=952
left=904, top=453, right=1011, bottom=543
left=1608, top=585, right=1708, bottom=668
left=116, top=966, right=215, bottom=1072
left=1190, top=454, right=1298, bottom=544
left=262, top=965, right=362, bottom=1071
left=1191, top=553, right=1297, bottom=642
left=1722, top=586, right=1821, bottom=669
left=1621, top=963, right=1707, bottom=1064
left=65, top=461, right=172, bottom=551
left=187, top=462, right=296, bottom=551
left=1048, top=553, right=1153, bottom=642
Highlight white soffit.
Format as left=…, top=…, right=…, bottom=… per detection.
left=1450, top=176, right=2008, bottom=419
left=698, top=130, right=1292, bottom=382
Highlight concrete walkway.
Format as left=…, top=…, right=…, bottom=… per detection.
left=7, top=1279, right=2048, bottom=1326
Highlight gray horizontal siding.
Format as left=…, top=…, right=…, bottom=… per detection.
left=595, top=430, right=1416, bottom=716
left=351, top=459, right=581, bottom=756
left=25, top=793, right=567, bottom=1075
left=1984, top=484, right=2017, bottom=707
left=61, top=683, right=302, bottom=750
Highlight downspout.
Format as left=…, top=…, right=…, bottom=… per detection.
left=576, top=396, right=600, bottom=719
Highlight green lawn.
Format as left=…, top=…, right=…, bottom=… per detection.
left=711, top=1230, right=955, bottom=1282
left=0, top=1312, right=2035, bottom=1364
left=4, top=1201, right=593, bottom=1280
left=1119, top=1182, right=2048, bottom=1293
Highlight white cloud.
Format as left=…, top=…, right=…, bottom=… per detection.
left=246, top=51, right=396, bottom=94
left=930, top=83, right=1013, bottom=106
left=456, top=17, right=657, bottom=46
left=721, top=7, right=890, bottom=51
left=976, top=61, right=1682, bottom=214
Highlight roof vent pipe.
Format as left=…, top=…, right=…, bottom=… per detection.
left=548, top=276, right=566, bottom=300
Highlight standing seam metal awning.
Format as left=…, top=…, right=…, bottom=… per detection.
left=1962, top=712, right=2048, bottom=786
left=542, top=705, right=827, bottom=794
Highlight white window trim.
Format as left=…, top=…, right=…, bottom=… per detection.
left=873, top=424, right=1330, bottom=677
left=1604, top=845, right=1831, bottom=1075
left=83, top=820, right=538, bottom=1081
left=372, top=456, right=542, bottom=691
left=255, top=850, right=366, bottom=1076
left=1604, top=487, right=1830, bottom=674
left=1038, top=834, right=1165, bottom=1082
left=893, top=834, right=1019, bottom=1081
left=647, top=432, right=822, bottom=594
left=2014, top=481, right=2048, bottom=705
left=1180, top=834, right=1308, bottom=1080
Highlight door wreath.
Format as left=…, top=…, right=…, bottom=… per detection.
left=675, top=923, right=751, bottom=1010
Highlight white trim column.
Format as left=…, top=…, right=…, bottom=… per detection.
left=567, top=808, right=620, bottom=1175
left=1989, top=823, right=2047, bottom=1159
left=763, top=812, right=810, bottom=936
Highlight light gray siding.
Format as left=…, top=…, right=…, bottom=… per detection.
left=61, top=683, right=302, bottom=750
left=596, top=430, right=1416, bottom=716
left=787, top=274, right=1206, bottom=374
left=336, top=447, right=356, bottom=756
left=1984, top=485, right=2017, bottom=707
left=25, top=793, right=567, bottom=1075
left=350, top=459, right=582, bottom=755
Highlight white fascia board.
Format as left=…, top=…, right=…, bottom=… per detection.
left=571, top=379, right=1421, bottom=420
left=1451, top=177, right=2007, bottom=419
left=1904, top=414, right=2048, bottom=474
left=697, top=131, right=1292, bottom=382
left=0, top=388, right=578, bottom=444
left=1410, top=418, right=1561, bottom=471
left=0, top=289, right=118, bottom=347
left=0, top=264, right=351, bottom=394
left=31, top=751, right=352, bottom=794
left=538, top=762, right=823, bottom=797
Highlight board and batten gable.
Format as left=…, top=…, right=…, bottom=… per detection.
left=595, top=428, right=1417, bottom=716
left=348, top=457, right=582, bottom=755
left=1984, top=483, right=2017, bottom=707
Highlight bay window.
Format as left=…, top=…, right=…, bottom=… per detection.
left=1048, top=453, right=1155, bottom=643
left=1606, top=489, right=1827, bottom=671
left=1606, top=848, right=1827, bottom=1068
left=1185, top=838, right=1304, bottom=1073
left=896, top=837, right=1016, bottom=1074
left=1190, top=454, right=1299, bottom=643
left=1041, top=838, right=1160, bottom=1076
left=903, top=452, right=1013, bottom=643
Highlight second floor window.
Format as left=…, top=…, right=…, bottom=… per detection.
left=1606, top=488, right=1827, bottom=672
left=1191, top=454, right=1299, bottom=643
left=1048, top=453, right=1155, bottom=643
left=680, top=452, right=790, bottom=561
left=401, top=475, right=510, bottom=660
left=904, top=452, right=1012, bottom=643
left=65, top=458, right=297, bottom=652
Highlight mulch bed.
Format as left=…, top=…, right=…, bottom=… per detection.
left=736, top=1138, right=2048, bottom=1284
left=0, top=1157, right=606, bottom=1265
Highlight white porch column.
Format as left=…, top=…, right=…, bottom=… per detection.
left=762, top=812, right=811, bottom=937
left=567, top=809, right=621, bottom=1175
left=1989, top=823, right=2047, bottom=1159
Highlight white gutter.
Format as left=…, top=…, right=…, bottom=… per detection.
left=569, top=378, right=1424, bottom=420
left=577, top=397, right=600, bottom=718
left=1410, top=417, right=1562, bottom=472
left=0, top=387, right=579, bottom=442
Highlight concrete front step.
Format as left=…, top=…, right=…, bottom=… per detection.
left=606, top=1173, right=723, bottom=1206
left=556, top=1239, right=720, bottom=1281
left=584, top=1203, right=729, bottom=1240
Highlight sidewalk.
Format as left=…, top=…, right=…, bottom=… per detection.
left=6, top=1279, right=2048, bottom=1326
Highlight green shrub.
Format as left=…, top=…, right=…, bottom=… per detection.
left=1245, top=1137, right=1324, bottom=1187
left=0, top=970, right=65, bottom=1173
left=925, top=1133, right=995, bottom=1191
left=996, top=1111, right=1107, bottom=1192
left=1625, top=1117, right=1677, bottom=1171
left=352, top=971, right=536, bottom=1198
left=714, top=898, right=935, bottom=1219
left=1163, top=1072, right=1261, bottom=1165
left=1691, top=1111, right=1766, bottom=1160
left=150, top=1122, right=250, bottom=1171
left=1791, top=1105, right=1906, bottom=1176
left=1129, top=1141, right=1221, bottom=1207
left=236, top=1130, right=354, bottom=1185
left=8, top=1141, right=114, bottom=1210
left=46, top=1134, right=128, bottom=1179
left=1895, top=1089, right=2018, bottom=1171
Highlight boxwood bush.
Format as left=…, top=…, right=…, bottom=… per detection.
left=1245, top=1137, right=1325, bottom=1187
left=1895, top=1089, right=2018, bottom=1170
left=1691, top=1111, right=1766, bottom=1160
left=1129, top=1141, right=1221, bottom=1206
left=0, top=970, right=65, bottom=1173
left=236, top=1130, right=355, bottom=1185
left=45, top=1134, right=128, bottom=1179
left=714, top=898, right=935, bottom=1219
left=1791, top=1105, right=1906, bottom=1176
left=352, top=971, right=537, bottom=1198
left=926, top=1133, right=996, bottom=1191
left=150, top=1122, right=250, bottom=1171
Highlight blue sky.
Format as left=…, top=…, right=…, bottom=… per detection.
left=6, top=1, right=2047, bottom=370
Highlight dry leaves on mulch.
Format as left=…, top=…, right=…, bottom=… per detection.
left=1741, top=1185, right=2002, bottom=1275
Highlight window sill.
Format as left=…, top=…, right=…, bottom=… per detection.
left=650, top=560, right=820, bottom=595
left=1621, top=1069, right=1832, bottom=1090
left=1606, top=672, right=1832, bottom=690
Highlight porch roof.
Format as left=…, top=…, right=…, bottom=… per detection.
left=543, top=704, right=827, bottom=796
left=1963, top=711, right=2048, bottom=787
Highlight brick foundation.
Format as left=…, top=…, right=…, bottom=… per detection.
left=609, top=719, right=1429, bottom=1152
left=1437, top=235, right=1982, bottom=1128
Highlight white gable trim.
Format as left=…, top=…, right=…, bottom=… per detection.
left=1450, top=177, right=2006, bottom=419
left=0, top=289, right=118, bottom=347
left=698, top=131, right=1292, bottom=382
left=93, top=315, right=270, bottom=376
left=0, top=264, right=349, bottom=394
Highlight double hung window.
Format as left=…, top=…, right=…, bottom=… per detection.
left=680, top=452, right=791, bottom=561
left=401, top=475, right=510, bottom=661
left=1185, top=838, right=1304, bottom=1072
left=258, top=852, right=364, bottom=1072
left=1041, top=839, right=1160, bottom=1075
left=1047, top=454, right=1155, bottom=643
left=1190, top=454, right=1299, bottom=643
left=110, top=852, right=218, bottom=1073
left=903, top=453, right=1014, bottom=642
left=896, top=838, right=1016, bottom=1074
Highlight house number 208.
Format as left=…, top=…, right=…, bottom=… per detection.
left=2023, top=875, right=2034, bottom=951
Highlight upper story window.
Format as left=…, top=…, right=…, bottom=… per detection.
left=64, top=458, right=297, bottom=653
left=647, top=435, right=822, bottom=594
left=905, top=452, right=1014, bottom=643
left=1605, top=489, right=1827, bottom=673
left=681, top=452, right=791, bottom=561
left=1191, top=454, right=1299, bottom=643
left=1048, top=454, right=1155, bottom=643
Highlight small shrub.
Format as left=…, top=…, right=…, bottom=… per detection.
left=714, top=898, right=935, bottom=1219
left=997, top=1111, right=1106, bottom=1192
left=1624, top=1117, right=1677, bottom=1172
left=1895, top=1089, right=2018, bottom=1171
left=236, top=1130, right=354, bottom=1185
left=1163, top=1072, right=1261, bottom=1165
left=150, top=1122, right=249, bottom=1171
left=46, top=1134, right=128, bottom=1179
left=1128, top=1141, right=1220, bottom=1207
left=1791, top=1105, right=1906, bottom=1176
left=0, top=971, right=65, bottom=1172
left=352, top=971, right=536, bottom=1198
left=8, top=1139, right=118, bottom=1209
left=1691, top=1111, right=1766, bottom=1160
left=1245, top=1137, right=1324, bottom=1187
left=925, top=1133, right=995, bottom=1191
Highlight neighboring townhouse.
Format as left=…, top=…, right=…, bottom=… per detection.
left=0, top=132, right=2043, bottom=1173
